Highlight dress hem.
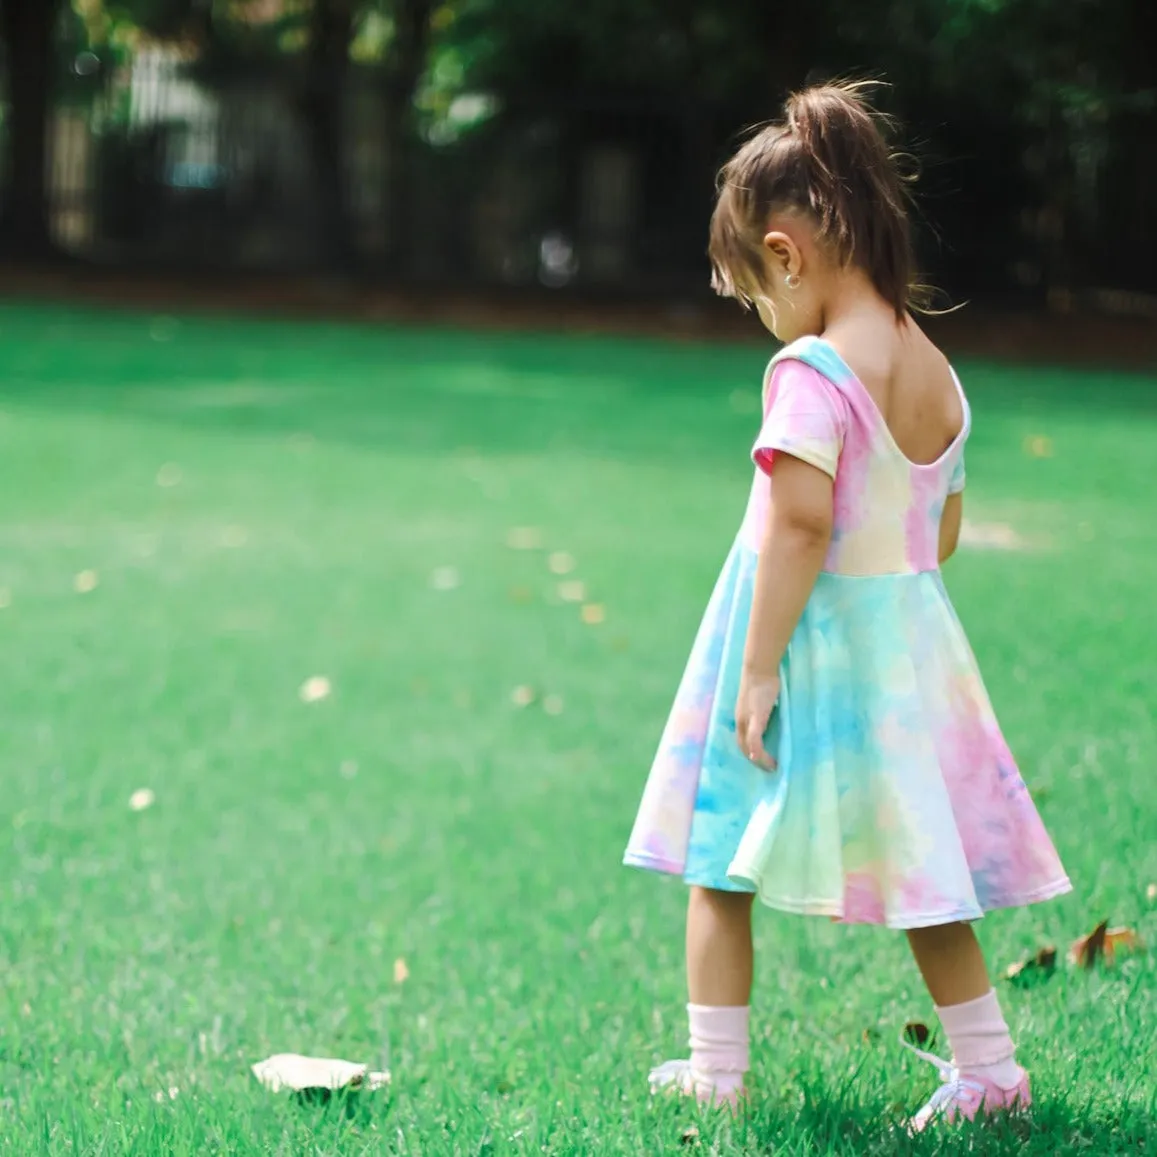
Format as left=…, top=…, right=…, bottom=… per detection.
left=624, top=851, right=1072, bottom=929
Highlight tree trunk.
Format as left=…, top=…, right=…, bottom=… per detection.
left=0, top=0, right=62, bottom=257
left=297, top=0, right=357, bottom=270
left=381, top=0, right=433, bottom=276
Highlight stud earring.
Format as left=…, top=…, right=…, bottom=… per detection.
left=785, top=273, right=801, bottom=290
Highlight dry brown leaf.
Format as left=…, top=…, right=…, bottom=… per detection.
left=393, top=958, right=410, bottom=984
left=1104, top=927, right=1145, bottom=961
left=129, top=788, right=156, bottom=812
left=558, top=580, right=586, bottom=603
left=1005, top=945, right=1057, bottom=988
left=581, top=603, right=605, bottom=625
left=506, top=527, right=542, bottom=550
left=74, top=570, right=99, bottom=594
left=299, top=676, right=331, bottom=704
left=958, top=520, right=1026, bottom=552
left=430, top=566, right=460, bottom=591
left=1071, top=921, right=1145, bottom=968
left=548, top=551, right=576, bottom=575
left=510, top=685, right=535, bottom=708
left=251, top=1054, right=390, bottom=1094
left=680, top=1124, right=700, bottom=1146
left=902, top=1022, right=931, bottom=1048
left=1069, top=919, right=1109, bottom=968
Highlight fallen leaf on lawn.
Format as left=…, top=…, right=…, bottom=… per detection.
left=0, top=588, right=9, bottom=609
left=251, top=1054, right=390, bottom=1095
left=430, top=566, right=460, bottom=591
left=1102, top=926, right=1145, bottom=963
left=1023, top=434, right=1054, bottom=459
left=958, top=520, right=1026, bottom=551
left=558, top=580, right=586, bottom=603
left=543, top=694, right=564, bottom=716
left=510, top=685, right=536, bottom=708
left=581, top=603, right=605, bottom=625
left=505, top=527, right=542, bottom=550
left=1147, top=883, right=1157, bottom=902
left=299, top=676, right=332, bottom=704
left=1005, top=945, right=1057, bottom=988
left=902, top=1022, right=931, bottom=1048
left=680, top=1124, right=700, bottom=1146
left=393, top=958, right=410, bottom=984
left=129, top=788, right=156, bottom=812
left=1069, top=919, right=1109, bottom=968
left=548, top=551, right=576, bottom=575
left=74, top=570, right=99, bottom=594
left=156, top=463, right=183, bottom=488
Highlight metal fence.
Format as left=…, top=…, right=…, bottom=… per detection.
left=29, top=48, right=1157, bottom=308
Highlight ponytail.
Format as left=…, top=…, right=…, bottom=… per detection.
left=710, top=81, right=918, bottom=317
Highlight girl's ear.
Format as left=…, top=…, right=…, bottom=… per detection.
left=763, top=231, right=802, bottom=279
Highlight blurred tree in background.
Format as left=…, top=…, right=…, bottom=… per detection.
left=0, top=0, right=1152, bottom=300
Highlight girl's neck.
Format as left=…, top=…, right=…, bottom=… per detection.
left=820, top=269, right=904, bottom=336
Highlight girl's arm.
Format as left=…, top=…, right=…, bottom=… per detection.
left=744, top=454, right=833, bottom=675
left=939, top=492, right=963, bottom=563
left=737, top=454, right=833, bottom=766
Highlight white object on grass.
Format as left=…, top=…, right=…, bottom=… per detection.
left=251, top=1054, right=390, bottom=1094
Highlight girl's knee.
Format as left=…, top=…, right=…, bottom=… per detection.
left=690, top=886, right=755, bottom=911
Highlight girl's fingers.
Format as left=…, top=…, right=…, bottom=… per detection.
left=745, top=711, right=777, bottom=772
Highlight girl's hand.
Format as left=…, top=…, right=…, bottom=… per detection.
left=736, top=672, right=780, bottom=771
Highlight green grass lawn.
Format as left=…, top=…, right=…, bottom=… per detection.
left=0, top=301, right=1154, bottom=1155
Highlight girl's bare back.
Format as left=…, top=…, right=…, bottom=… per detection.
left=827, top=318, right=964, bottom=467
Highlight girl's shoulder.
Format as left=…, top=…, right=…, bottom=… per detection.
left=761, top=336, right=860, bottom=403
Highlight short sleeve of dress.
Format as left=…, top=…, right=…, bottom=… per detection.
left=752, top=359, right=848, bottom=479
left=947, top=451, right=966, bottom=495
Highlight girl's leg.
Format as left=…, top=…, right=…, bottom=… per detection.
left=906, top=921, right=1029, bottom=1124
left=650, top=887, right=754, bottom=1106
left=687, top=885, right=755, bottom=1005
left=906, top=920, right=990, bottom=1007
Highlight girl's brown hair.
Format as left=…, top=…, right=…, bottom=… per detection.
left=709, top=81, right=918, bottom=318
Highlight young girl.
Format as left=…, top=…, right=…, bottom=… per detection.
left=623, top=82, right=1070, bottom=1130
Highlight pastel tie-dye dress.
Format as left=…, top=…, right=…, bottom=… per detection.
left=623, top=336, right=1070, bottom=928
